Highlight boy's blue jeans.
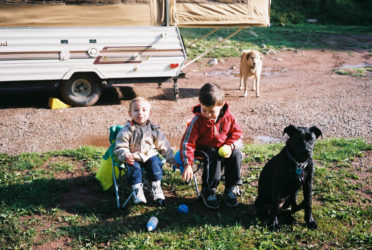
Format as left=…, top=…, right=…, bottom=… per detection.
left=126, top=155, right=163, bottom=185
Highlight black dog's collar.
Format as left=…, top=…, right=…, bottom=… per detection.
left=286, top=148, right=308, bottom=182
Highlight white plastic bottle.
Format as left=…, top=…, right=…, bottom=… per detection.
left=146, top=216, right=158, bottom=232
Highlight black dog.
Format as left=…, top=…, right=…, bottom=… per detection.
left=255, top=125, right=322, bottom=230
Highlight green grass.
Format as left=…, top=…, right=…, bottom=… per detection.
left=180, top=24, right=372, bottom=59
left=335, top=67, right=372, bottom=77
left=0, top=138, right=371, bottom=248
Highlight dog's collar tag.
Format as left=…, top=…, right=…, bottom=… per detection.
left=286, top=148, right=307, bottom=183
left=295, top=167, right=305, bottom=183
left=295, top=168, right=303, bottom=175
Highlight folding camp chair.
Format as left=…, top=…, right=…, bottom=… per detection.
left=173, top=149, right=210, bottom=198
left=96, top=125, right=129, bottom=208
left=173, top=147, right=236, bottom=201
left=112, top=160, right=134, bottom=209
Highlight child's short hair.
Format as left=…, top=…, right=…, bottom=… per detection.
left=199, top=83, right=225, bottom=106
left=129, top=97, right=151, bottom=110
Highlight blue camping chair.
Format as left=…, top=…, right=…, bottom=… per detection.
left=173, top=149, right=210, bottom=198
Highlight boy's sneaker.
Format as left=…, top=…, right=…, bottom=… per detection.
left=224, top=185, right=241, bottom=207
left=200, top=189, right=219, bottom=209
left=152, top=180, right=165, bottom=202
left=132, top=183, right=147, bottom=204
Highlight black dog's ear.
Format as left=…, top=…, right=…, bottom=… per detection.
left=310, top=126, right=323, bottom=139
left=283, top=125, right=297, bottom=137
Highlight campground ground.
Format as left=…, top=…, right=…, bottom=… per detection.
left=0, top=49, right=371, bottom=154
left=0, top=33, right=371, bottom=248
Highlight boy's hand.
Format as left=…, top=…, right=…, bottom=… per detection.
left=182, top=165, right=193, bottom=182
left=125, top=154, right=135, bottom=165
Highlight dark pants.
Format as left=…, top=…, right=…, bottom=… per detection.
left=198, top=146, right=242, bottom=192
left=126, top=155, right=163, bottom=185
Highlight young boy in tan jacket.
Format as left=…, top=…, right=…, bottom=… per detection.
left=114, top=97, right=175, bottom=205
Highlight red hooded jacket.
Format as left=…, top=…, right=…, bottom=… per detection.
left=180, top=103, right=243, bottom=166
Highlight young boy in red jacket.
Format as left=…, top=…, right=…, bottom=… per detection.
left=180, top=83, right=243, bottom=209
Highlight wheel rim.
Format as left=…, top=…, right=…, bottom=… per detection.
left=71, top=78, right=92, bottom=98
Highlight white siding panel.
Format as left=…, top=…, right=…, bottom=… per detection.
left=0, top=26, right=187, bottom=82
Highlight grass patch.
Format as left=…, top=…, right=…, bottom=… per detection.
left=242, top=143, right=284, bottom=164
left=335, top=67, right=372, bottom=77
left=180, top=24, right=372, bottom=59
left=0, top=139, right=371, bottom=248
left=314, top=137, right=371, bottom=164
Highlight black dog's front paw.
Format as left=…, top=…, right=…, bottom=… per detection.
left=306, top=220, right=318, bottom=229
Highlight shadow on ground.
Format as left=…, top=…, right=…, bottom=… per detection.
left=0, top=166, right=306, bottom=248
left=0, top=85, right=60, bottom=109
left=0, top=85, right=200, bottom=109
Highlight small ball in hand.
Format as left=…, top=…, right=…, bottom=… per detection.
left=218, top=145, right=231, bottom=158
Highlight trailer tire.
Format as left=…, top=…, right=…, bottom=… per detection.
left=61, top=74, right=102, bottom=107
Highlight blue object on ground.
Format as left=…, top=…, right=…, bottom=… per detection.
left=177, top=204, right=189, bottom=214
left=147, top=216, right=159, bottom=231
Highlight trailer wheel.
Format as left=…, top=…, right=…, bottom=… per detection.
left=61, top=74, right=102, bottom=107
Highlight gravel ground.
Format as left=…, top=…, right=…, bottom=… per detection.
left=0, top=49, right=371, bottom=155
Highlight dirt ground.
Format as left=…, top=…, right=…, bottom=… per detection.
left=0, top=48, right=371, bottom=155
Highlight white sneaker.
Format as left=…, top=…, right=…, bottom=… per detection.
left=132, top=183, right=147, bottom=204
left=152, top=180, right=165, bottom=201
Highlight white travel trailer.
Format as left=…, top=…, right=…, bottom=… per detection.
left=0, top=0, right=270, bottom=106
left=0, top=26, right=187, bottom=106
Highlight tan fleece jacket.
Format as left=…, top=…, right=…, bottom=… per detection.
left=114, top=120, right=175, bottom=164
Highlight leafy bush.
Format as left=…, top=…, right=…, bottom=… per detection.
left=271, top=0, right=372, bottom=25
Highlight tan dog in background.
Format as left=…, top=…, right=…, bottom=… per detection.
left=239, top=50, right=263, bottom=97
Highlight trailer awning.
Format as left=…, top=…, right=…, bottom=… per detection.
left=0, top=0, right=269, bottom=27
left=170, top=0, right=270, bottom=27
left=0, top=1, right=164, bottom=27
